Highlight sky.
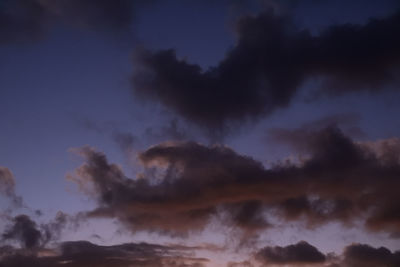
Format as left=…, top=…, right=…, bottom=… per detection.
left=1, top=0, right=400, bottom=266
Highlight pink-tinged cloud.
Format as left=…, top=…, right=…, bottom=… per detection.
left=67, top=126, right=400, bottom=236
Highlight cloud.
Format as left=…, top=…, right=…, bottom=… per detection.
left=0, top=167, right=22, bottom=207
left=78, top=117, right=189, bottom=159
left=253, top=242, right=400, bottom=267
left=67, top=143, right=268, bottom=234
left=39, top=212, right=74, bottom=246
left=227, top=261, right=255, bottom=267
left=0, top=0, right=49, bottom=44
left=132, top=9, right=400, bottom=131
left=256, top=241, right=326, bottom=265
left=112, top=120, right=189, bottom=156
left=67, top=125, right=400, bottom=236
left=1, top=215, right=43, bottom=249
left=4, top=239, right=398, bottom=267
left=37, top=0, right=135, bottom=31
left=268, top=112, right=364, bottom=153
left=0, top=0, right=150, bottom=44
left=342, top=243, right=400, bottom=267
left=1, top=213, right=74, bottom=250
left=0, top=240, right=208, bottom=267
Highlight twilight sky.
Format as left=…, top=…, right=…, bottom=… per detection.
left=1, top=0, right=400, bottom=266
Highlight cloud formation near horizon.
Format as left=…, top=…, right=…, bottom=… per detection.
left=256, top=241, right=326, bottom=265
left=0, top=239, right=208, bottom=267
left=132, top=9, right=400, bottom=130
left=255, top=242, right=400, bottom=267
left=2, top=238, right=399, bottom=267
left=67, top=126, right=400, bottom=236
left=1, top=213, right=70, bottom=250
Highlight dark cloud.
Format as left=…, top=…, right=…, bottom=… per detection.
left=132, top=9, right=400, bottom=131
left=38, top=0, right=135, bottom=31
left=1, top=213, right=74, bottom=250
left=343, top=243, right=400, bottom=267
left=2, top=215, right=43, bottom=249
left=2, top=239, right=399, bottom=267
left=268, top=112, right=364, bottom=153
left=224, top=200, right=270, bottom=231
left=256, top=241, right=326, bottom=264
left=0, top=0, right=151, bottom=44
left=40, top=212, right=71, bottom=246
left=0, top=0, right=48, bottom=44
left=272, top=127, right=400, bottom=230
left=253, top=242, right=400, bottom=267
left=0, top=240, right=208, bottom=267
left=67, top=125, right=400, bottom=235
left=68, top=143, right=268, bottom=234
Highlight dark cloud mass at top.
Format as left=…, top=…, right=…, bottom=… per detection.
left=0, top=0, right=47, bottom=43
left=132, top=9, right=400, bottom=130
left=0, top=0, right=147, bottom=44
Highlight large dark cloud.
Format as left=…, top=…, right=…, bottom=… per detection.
left=68, top=143, right=268, bottom=234
left=0, top=0, right=149, bottom=44
left=68, top=125, right=400, bottom=235
left=0, top=240, right=208, bottom=267
left=132, top=9, right=400, bottom=130
left=256, top=241, right=326, bottom=265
